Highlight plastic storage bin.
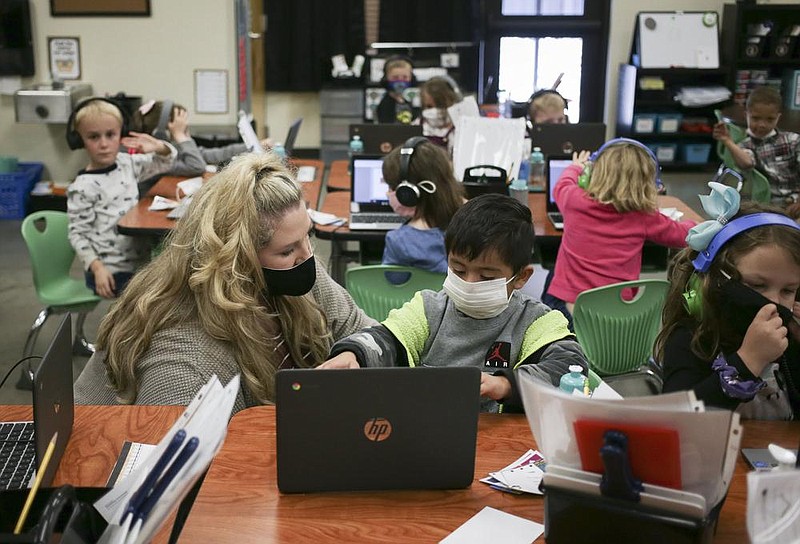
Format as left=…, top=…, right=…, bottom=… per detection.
left=683, top=143, right=712, bottom=164
left=657, top=114, right=683, bottom=133
left=0, top=162, right=44, bottom=219
left=646, top=143, right=678, bottom=163
left=633, top=114, right=657, bottom=134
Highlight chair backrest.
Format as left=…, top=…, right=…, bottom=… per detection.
left=715, top=122, right=771, bottom=204
left=572, top=279, right=670, bottom=376
left=21, top=211, right=79, bottom=299
left=346, top=265, right=447, bottom=322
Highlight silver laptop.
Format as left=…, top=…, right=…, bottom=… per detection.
left=276, top=367, right=480, bottom=493
left=529, top=122, right=606, bottom=158
left=349, top=155, right=406, bottom=230
left=546, top=156, right=572, bottom=230
left=349, top=124, right=422, bottom=155
left=0, top=314, right=74, bottom=490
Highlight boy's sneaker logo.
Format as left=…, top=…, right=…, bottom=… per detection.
left=484, top=342, right=510, bottom=369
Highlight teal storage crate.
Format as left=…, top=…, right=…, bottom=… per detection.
left=0, top=162, right=44, bottom=219
left=646, top=143, right=678, bottom=163
left=683, top=143, right=712, bottom=164
left=657, top=113, right=683, bottom=133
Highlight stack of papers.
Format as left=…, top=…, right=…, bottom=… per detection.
left=480, top=449, right=547, bottom=495
left=519, top=375, right=742, bottom=519
left=94, top=374, right=240, bottom=544
left=307, top=209, right=346, bottom=226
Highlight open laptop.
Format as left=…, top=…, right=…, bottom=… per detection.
left=546, top=155, right=573, bottom=230
left=275, top=367, right=480, bottom=493
left=283, top=117, right=303, bottom=157
left=0, top=314, right=74, bottom=490
left=349, top=155, right=406, bottom=230
left=529, top=122, right=606, bottom=158
left=349, top=124, right=422, bottom=155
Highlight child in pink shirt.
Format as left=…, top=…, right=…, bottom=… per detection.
left=542, top=139, right=697, bottom=327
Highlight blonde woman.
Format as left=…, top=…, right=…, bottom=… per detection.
left=74, top=152, right=376, bottom=412
left=542, top=139, right=697, bottom=326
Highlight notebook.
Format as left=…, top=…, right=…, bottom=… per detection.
left=545, top=156, right=572, bottom=230
left=349, top=124, right=423, bottom=155
left=529, top=122, right=606, bottom=158
left=0, top=314, right=74, bottom=490
left=275, top=367, right=481, bottom=493
left=349, top=155, right=405, bottom=230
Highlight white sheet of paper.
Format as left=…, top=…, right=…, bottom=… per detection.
left=148, top=195, right=179, bottom=211
left=440, top=507, right=544, bottom=544
left=747, top=469, right=800, bottom=544
left=177, top=176, right=204, bottom=197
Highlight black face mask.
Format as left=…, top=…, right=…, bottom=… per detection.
left=718, top=275, right=794, bottom=336
left=262, top=254, right=316, bottom=297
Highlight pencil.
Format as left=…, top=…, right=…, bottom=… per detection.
left=14, top=431, right=58, bottom=534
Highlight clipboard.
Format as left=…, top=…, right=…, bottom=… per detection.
left=574, top=419, right=682, bottom=489
left=634, top=11, right=720, bottom=69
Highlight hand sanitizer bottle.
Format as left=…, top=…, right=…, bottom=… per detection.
left=560, top=365, right=586, bottom=394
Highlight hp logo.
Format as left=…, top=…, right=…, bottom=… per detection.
left=363, top=417, right=392, bottom=442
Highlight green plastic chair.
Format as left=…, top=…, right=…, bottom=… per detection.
left=572, top=279, right=670, bottom=394
left=715, top=116, right=772, bottom=203
left=346, top=265, right=446, bottom=322
left=20, top=211, right=101, bottom=361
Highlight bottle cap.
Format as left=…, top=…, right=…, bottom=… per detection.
left=569, top=364, right=583, bottom=373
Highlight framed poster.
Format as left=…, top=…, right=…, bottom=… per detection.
left=50, top=0, right=150, bottom=16
left=194, top=69, right=229, bottom=114
left=48, top=37, right=81, bottom=80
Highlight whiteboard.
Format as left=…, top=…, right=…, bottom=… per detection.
left=637, top=12, right=719, bottom=69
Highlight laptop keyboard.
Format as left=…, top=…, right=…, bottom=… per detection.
left=351, top=213, right=405, bottom=224
left=0, top=421, right=35, bottom=490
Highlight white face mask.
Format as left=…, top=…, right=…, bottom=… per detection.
left=422, top=107, right=448, bottom=129
left=442, top=268, right=516, bottom=319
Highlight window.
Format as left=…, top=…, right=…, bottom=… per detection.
left=481, top=0, right=610, bottom=122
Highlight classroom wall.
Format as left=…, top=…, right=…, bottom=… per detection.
left=5, top=0, right=793, bottom=183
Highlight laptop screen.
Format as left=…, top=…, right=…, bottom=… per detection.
left=547, top=157, right=572, bottom=212
left=284, top=118, right=302, bottom=156
left=351, top=156, right=390, bottom=211
left=349, top=124, right=423, bottom=155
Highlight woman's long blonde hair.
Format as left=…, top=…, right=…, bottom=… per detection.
left=97, top=152, right=332, bottom=404
left=586, top=142, right=659, bottom=213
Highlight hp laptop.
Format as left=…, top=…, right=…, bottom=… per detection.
left=275, top=367, right=480, bottom=493
left=546, top=156, right=573, bottom=230
left=349, top=155, right=405, bottom=230
left=529, top=122, right=606, bottom=158
left=0, top=314, right=74, bottom=490
left=349, top=124, right=422, bottom=155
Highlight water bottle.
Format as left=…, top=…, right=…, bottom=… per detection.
left=508, top=178, right=529, bottom=207
left=529, top=146, right=545, bottom=191
left=272, top=142, right=287, bottom=161
left=559, top=364, right=586, bottom=394
left=517, top=151, right=530, bottom=188
left=348, top=134, right=364, bottom=173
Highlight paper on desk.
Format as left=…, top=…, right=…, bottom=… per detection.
left=148, top=195, right=179, bottom=211
left=176, top=176, right=204, bottom=197
left=308, top=208, right=346, bottom=226
left=747, top=469, right=800, bottom=544
left=518, top=375, right=741, bottom=512
left=440, top=507, right=544, bottom=544
left=95, top=374, right=240, bottom=544
left=659, top=207, right=685, bottom=221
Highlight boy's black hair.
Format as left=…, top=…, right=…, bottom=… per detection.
left=445, top=194, right=535, bottom=274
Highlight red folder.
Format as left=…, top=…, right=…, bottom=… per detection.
left=573, top=419, right=682, bottom=489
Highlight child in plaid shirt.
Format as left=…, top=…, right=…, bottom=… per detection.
left=713, top=86, right=800, bottom=205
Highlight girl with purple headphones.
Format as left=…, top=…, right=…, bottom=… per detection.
left=658, top=183, right=800, bottom=419
left=542, top=139, right=697, bottom=327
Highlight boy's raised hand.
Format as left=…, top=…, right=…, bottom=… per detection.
left=121, top=131, right=171, bottom=155
left=480, top=373, right=511, bottom=402
left=168, top=107, right=191, bottom=142
left=738, top=304, right=789, bottom=377
left=712, top=121, right=731, bottom=143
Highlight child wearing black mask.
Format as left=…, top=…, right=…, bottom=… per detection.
left=376, top=56, right=420, bottom=125
left=657, top=182, right=800, bottom=419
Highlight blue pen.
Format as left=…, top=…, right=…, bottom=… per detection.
left=121, top=429, right=186, bottom=524
left=135, top=437, right=200, bottom=524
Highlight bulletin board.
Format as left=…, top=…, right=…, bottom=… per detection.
left=635, top=12, right=720, bottom=69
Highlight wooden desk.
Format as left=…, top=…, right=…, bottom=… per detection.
left=326, top=159, right=350, bottom=191
left=314, top=190, right=704, bottom=284
left=1, top=405, right=796, bottom=542
left=179, top=405, right=798, bottom=543
left=117, top=159, right=324, bottom=237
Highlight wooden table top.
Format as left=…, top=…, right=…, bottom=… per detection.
left=315, top=190, right=703, bottom=241
left=326, top=159, right=350, bottom=191
left=117, top=159, right=324, bottom=237
left=1, top=404, right=796, bottom=543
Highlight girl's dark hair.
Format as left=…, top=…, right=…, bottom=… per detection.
left=382, top=141, right=464, bottom=230
left=654, top=202, right=800, bottom=363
